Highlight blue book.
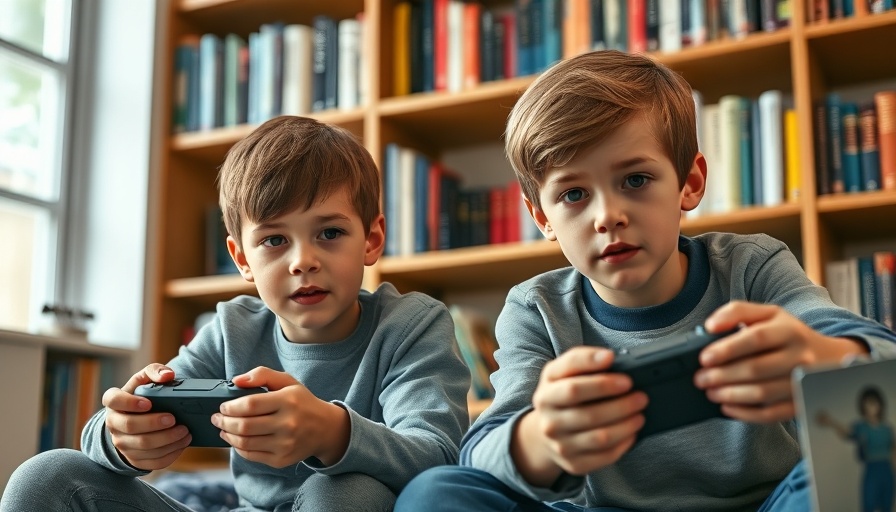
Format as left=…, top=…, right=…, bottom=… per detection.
left=516, top=0, right=535, bottom=76
left=739, top=97, right=755, bottom=206
left=384, top=143, right=401, bottom=257
left=247, top=32, right=261, bottom=124
left=199, top=33, right=223, bottom=131
left=859, top=103, right=881, bottom=191
left=530, top=0, right=545, bottom=72
left=859, top=256, right=878, bottom=322
left=542, top=0, right=562, bottom=69
left=751, top=99, right=764, bottom=205
left=826, top=93, right=845, bottom=193
left=421, top=0, right=435, bottom=91
left=841, top=103, right=863, bottom=192
left=414, top=154, right=431, bottom=253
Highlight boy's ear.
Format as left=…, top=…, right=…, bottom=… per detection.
left=364, top=214, right=386, bottom=266
left=226, top=235, right=254, bottom=282
left=524, top=196, right=556, bottom=241
left=681, top=152, right=707, bottom=212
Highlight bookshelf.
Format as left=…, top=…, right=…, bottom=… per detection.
left=148, top=0, right=896, bottom=467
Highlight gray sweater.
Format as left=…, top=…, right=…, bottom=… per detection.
left=81, top=283, right=470, bottom=510
left=463, top=233, right=896, bottom=511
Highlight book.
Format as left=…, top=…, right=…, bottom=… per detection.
left=312, top=15, right=338, bottom=112
left=399, top=146, right=417, bottom=255
left=463, top=1, right=481, bottom=89
left=873, top=251, right=895, bottom=329
left=628, top=0, right=647, bottom=53
left=813, top=101, right=831, bottom=195
left=414, top=152, right=431, bottom=253
left=751, top=99, right=764, bottom=205
left=434, top=0, right=450, bottom=90
left=874, top=90, right=896, bottom=190
left=840, top=102, right=863, bottom=193
left=738, top=96, right=755, bottom=206
left=758, top=90, right=785, bottom=207
left=337, top=18, right=361, bottom=108
left=826, top=93, right=845, bottom=193
left=449, top=305, right=495, bottom=400
left=383, top=143, right=401, bottom=256
left=198, top=33, right=223, bottom=131
left=222, top=34, right=246, bottom=128
left=447, top=0, right=465, bottom=91
left=205, top=205, right=238, bottom=275
left=421, top=0, right=435, bottom=91
left=784, top=108, right=801, bottom=202
left=393, top=1, right=412, bottom=96
left=645, top=0, right=660, bottom=50
left=858, top=103, right=881, bottom=191
left=282, top=24, right=313, bottom=116
left=604, top=0, right=628, bottom=51
left=700, top=102, right=721, bottom=215
left=172, top=35, right=200, bottom=133
left=717, top=95, right=744, bottom=212
left=658, top=0, right=681, bottom=52
left=859, top=256, right=878, bottom=322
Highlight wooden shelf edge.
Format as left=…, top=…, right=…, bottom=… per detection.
left=682, top=202, right=803, bottom=231
left=654, top=28, right=792, bottom=66
left=817, top=189, right=896, bottom=213
left=378, top=240, right=559, bottom=274
left=165, top=274, right=254, bottom=298
left=378, top=76, right=534, bottom=116
left=0, top=329, right=135, bottom=357
left=805, top=9, right=896, bottom=38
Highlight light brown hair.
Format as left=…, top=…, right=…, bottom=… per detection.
left=218, top=116, right=380, bottom=249
left=505, top=50, right=698, bottom=210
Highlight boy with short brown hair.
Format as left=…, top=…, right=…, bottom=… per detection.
left=2, top=116, right=471, bottom=512
left=395, top=50, right=896, bottom=511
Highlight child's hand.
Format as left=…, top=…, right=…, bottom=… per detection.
left=213, top=367, right=350, bottom=469
left=512, top=347, right=648, bottom=488
left=695, top=301, right=868, bottom=423
left=102, top=363, right=192, bottom=471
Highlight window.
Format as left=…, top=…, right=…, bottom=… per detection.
left=0, top=0, right=75, bottom=332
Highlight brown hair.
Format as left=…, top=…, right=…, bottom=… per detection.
left=218, top=116, right=380, bottom=249
left=505, top=50, right=698, bottom=210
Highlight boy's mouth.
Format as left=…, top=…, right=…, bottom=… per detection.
left=599, top=243, right=639, bottom=262
left=290, top=287, right=328, bottom=305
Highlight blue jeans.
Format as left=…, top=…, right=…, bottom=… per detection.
left=395, top=460, right=811, bottom=512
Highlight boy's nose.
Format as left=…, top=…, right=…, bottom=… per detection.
left=593, top=201, right=628, bottom=233
left=289, top=246, right=320, bottom=274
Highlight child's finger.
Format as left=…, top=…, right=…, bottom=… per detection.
left=120, top=364, right=176, bottom=394
left=539, top=391, right=647, bottom=435
left=699, top=324, right=788, bottom=367
left=542, top=346, right=615, bottom=382
left=704, top=301, right=776, bottom=333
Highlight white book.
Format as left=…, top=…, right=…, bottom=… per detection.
left=700, top=103, right=721, bottom=215
left=659, top=0, right=681, bottom=53
left=199, top=33, right=222, bottom=131
left=282, top=24, right=313, bottom=116
left=826, top=259, right=862, bottom=315
left=689, top=0, right=706, bottom=46
left=729, top=0, right=748, bottom=39
left=357, top=14, right=369, bottom=106
left=257, top=24, right=278, bottom=122
left=843, top=258, right=862, bottom=315
left=337, top=18, right=361, bottom=110
left=447, top=0, right=464, bottom=93
left=399, top=147, right=417, bottom=256
left=759, top=89, right=784, bottom=207
left=689, top=90, right=706, bottom=218
left=716, top=95, right=743, bottom=213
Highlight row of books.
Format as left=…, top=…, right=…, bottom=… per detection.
left=382, top=143, right=541, bottom=257
left=690, top=89, right=798, bottom=217
left=826, top=251, right=896, bottom=330
left=39, top=357, right=116, bottom=452
left=807, top=0, right=895, bottom=23
left=814, top=90, right=896, bottom=195
left=450, top=305, right=500, bottom=400
left=391, top=0, right=793, bottom=96
left=173, top=15, right=365, bottom=133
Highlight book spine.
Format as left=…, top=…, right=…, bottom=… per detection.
left=628, top=0, right=647, bottom=53
left=645, top=0, right=660, bottom=50
left=784, top=108, right=801, bottom=202
left=841, top=102, right=863, bottom=193
left=421, top=0, right=435, bottom=91
left=751, top=99, right=764, bottom=205
left=739, top=96, right=754, bottom=205
left=859, top=256, right=878, bottom=321
left=463, top=1, right=481, bottom=88
left=338, top=18, right=361, bottom=109
left=312, top=16, right=331, bottom=112
left=414, top=154, right=431, bottom=253
left=384, top=143, right=401, bottom=256
left=434, top=0, right=449, bottom=90
left=874, top=251, right=895, bottom=329
left=874, top=90, right=896, bottom=190
left=394, top=2, right=411, bottom=96
left=813, top=101, right=831, bottom=195
left=447, top=0, right=465, bottom=91
left=827, top=93, right=845, bottom=193
left=659, top=0, right=682, bottom=52
left=759, top=90, right=784, bottom=207
left=859, top=103, right=882, bottom=191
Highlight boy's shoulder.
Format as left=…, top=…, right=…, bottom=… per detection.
left=693, top=231, right=789, bottom=260
left=363, top=281, right=450, bottom=317
left=507, top=266, right=581, bottom=304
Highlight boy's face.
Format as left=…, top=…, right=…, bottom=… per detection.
left=527, top=115, right=706, bottom=308
left=227, top=187, right=385, bottom=344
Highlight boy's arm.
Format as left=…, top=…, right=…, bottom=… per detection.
left=304, top=298, right=470, bottom=493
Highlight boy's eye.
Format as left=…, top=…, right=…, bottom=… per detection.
left=261, top=235, right=287, bottom=247
left=625, top=175, right=648, bottom=188
left=320, top=228, right=344, bottom=240
left=560, top=188, right=587, bottom=203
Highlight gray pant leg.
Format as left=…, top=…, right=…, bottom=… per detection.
left=0, top=449, right=194, bottom=512
left=293, top=472, right=395, bottom=512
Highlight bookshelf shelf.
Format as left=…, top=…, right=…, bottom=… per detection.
left=147, top=0, right=896, bottom=468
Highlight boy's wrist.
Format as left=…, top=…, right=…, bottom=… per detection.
left=511, top=409, right=563, bottom=488
left=314, top=401, right=351, bottom=466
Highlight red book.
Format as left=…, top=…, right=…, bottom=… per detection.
left=489, top=186, right=507, bottom=245
left=628, top=0, right=647, bottom=53
left=504, top=180, right=522, bottom=243
left=434, top=0, right=449, bottom=91
left=501, top=11, right=517, bottom=79
left=428, top=163, right=443, bottom=251
left=463, top=2, right=481, bottom=90
left=874, top=91, right=896, bottom=190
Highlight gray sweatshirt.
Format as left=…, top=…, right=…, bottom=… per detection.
left=81, top=283, right=471, bottom=510
left=463, top=233, right=896, bottom=511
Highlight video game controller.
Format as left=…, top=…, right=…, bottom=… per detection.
left=134, top=378, right=267, bottom=447
left=609, top=325, right=739, bottom=441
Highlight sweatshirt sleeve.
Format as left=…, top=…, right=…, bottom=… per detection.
left=305, top=297, right=470, bottom=493
left=460, top=286, right=586, bottom=501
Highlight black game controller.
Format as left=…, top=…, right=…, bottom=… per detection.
left=134, top=378, right=267, bottom=447
left=609, top=325, right=739, bottom=441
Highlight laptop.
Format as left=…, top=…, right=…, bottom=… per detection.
left=793, top=357, right=896, bottom=512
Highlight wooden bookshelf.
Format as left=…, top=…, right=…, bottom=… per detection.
left=148, top=0, right=896, bottom=466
